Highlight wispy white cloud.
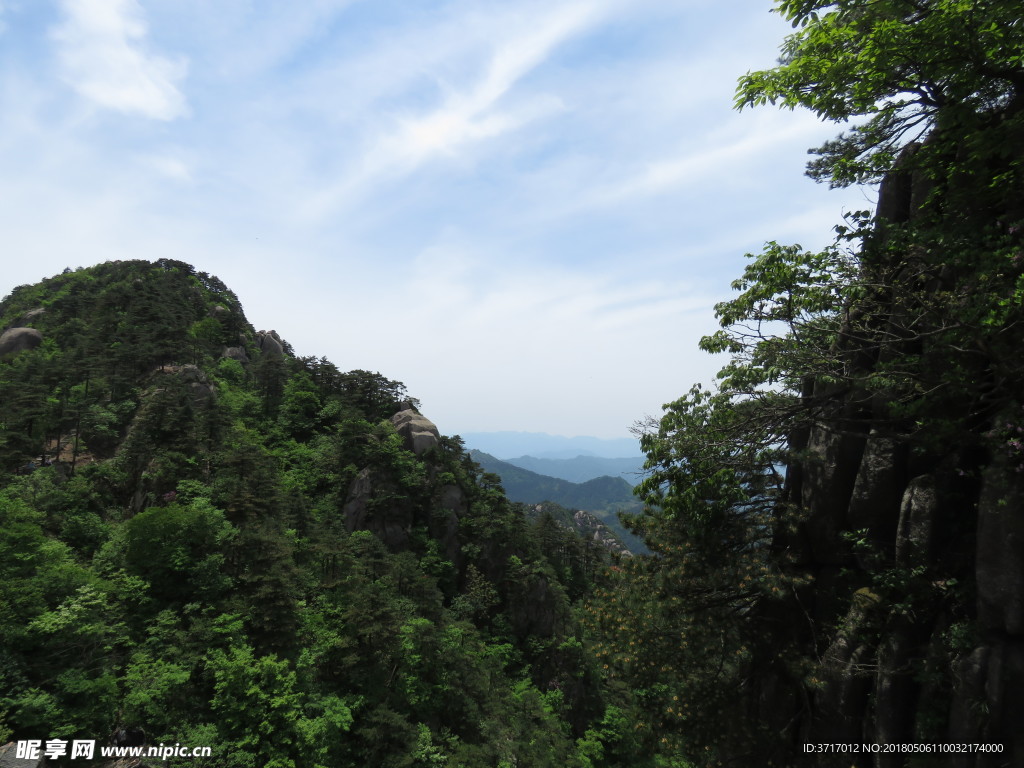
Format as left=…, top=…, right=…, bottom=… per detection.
left=571, top=110, right=831, bottom=212
left=272, top=233, right=722, bottom=438
left=138, top=151, right=193, bottom=182
left=52, top=0, right=188, bottom=120
left=170, top=0, right=357, bottom=81
left=306, top=1, right=605, bottom=216
left=0, top=0, right=873, bottom=438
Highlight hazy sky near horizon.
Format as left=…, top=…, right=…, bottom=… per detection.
left=0, top=0, right=871, bottom=440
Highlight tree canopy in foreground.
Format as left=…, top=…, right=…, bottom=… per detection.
left=595, top=1, right=1024, bottom=764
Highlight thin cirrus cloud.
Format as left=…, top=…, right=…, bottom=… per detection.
left=188, top=0, right=359, bottom=80
left=555, top=108, right=832, bottom=224
left=305, top=1, right=605, bottom=217
left=51, top=0, right=188, bottom=120
left=0, top=0, right=874, bottom=438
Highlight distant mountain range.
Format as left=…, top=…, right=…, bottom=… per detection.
left=459, top=431, right=643, bottom=459
left=502, top=455, right=646, bottom=486
left=470, top=450, right=636, bottom=508
left=470, top=450, right=647, bottom=554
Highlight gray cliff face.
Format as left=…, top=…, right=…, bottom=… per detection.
left=220, top=345, right=249, bottom=364
left=789, top=425, right=1023, bottom=765
left=770, top=154, right=1024, bottom=766
left=343, top=467, right=411, bottom=549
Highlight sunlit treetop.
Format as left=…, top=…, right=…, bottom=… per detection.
left=737, top=0, right=1024, bottom=186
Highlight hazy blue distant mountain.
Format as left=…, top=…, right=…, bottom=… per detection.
left=503, top=455, right=647, bottom=486
left=470, top=450, right=636, bottom=508
left=460, top=431, right=643, bottom=459
left=470, top=450, right=647, bottom=554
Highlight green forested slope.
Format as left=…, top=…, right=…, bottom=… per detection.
left=0, top=259, right=637, bottom=767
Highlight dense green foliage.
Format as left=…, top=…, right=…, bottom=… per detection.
left=738, top=0, right=1024, bottom=188
left=593, top=1, right=1024, bottom=765
left=5, top=3, right=1023, bottom=765
left=0, top=260, right=629, bottom=766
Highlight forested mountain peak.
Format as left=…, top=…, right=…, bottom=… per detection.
left=0, top=259, right=629, bottom=767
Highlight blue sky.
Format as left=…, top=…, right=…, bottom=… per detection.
left=0, top=0, right=871, bottom=440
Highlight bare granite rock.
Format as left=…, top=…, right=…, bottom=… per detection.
left=0, top=743, right=42, bottom=768
left=256, top=330, right=284, bottom=357
left=391, top=407, right=441, bottom=456
left=0, top=327, right=43, bottom=359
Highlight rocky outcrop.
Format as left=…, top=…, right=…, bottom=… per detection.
left=391, top=407, right=440, bottom=456
left=177, top=364, right=216, bottom=406
left=799, top=424, right=866, bottom=565
left=847, top=431, right=905, bottom=566
left=338, top=405, right=571, bottom=657
left=18, top=307, right=46, bottom=325
left=975, top=443, right=1024, bottom=636
left=0, top=742, right=42, bottom=767
left=343, top=408, right=457, bottom=552
left=816, top=588, right=879, bottom=745
left=0, top=327, right=43, bottom=358
left=342, top=474, right=465, bottom=561
left=256, top=330, right=284, bottom=357
left=220, top=345, right=249, bottom=364
left=344, top=468, right=412, bottom=550
left=894, top=475, right=938, bottom=566
left=570, top=510, right=631, bottom=557
left=947, top=638, right=1024, bottom=766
